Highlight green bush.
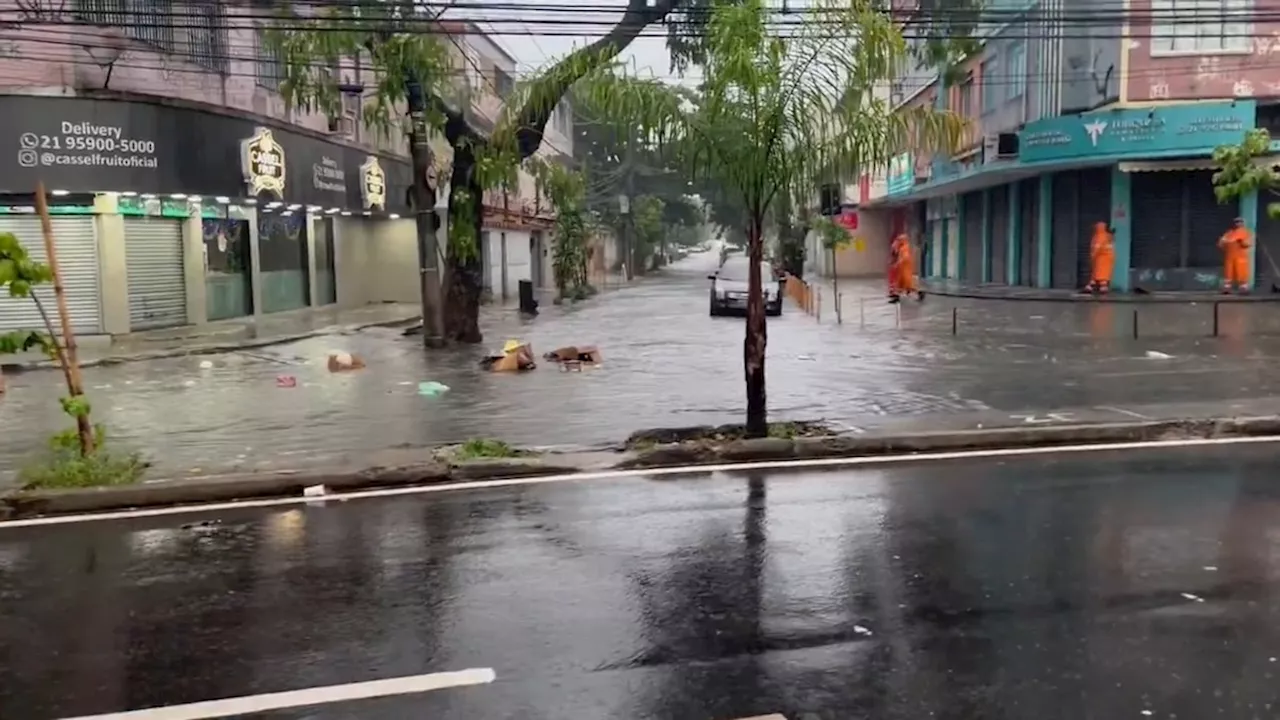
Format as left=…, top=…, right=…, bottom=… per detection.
left=18, top=426, right=146, bottom=490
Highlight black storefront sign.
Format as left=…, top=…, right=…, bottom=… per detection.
left=0, top=96, right=411, bottom=212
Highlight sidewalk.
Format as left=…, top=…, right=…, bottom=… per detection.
left=920, top=279, right=1280, bottom=303
left=0, top=303, right=422, bottom=371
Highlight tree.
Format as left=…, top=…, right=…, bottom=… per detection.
left=1214, top=128, right=1279, bottom=217
left=528, top=159, right=593, bottom=301
left=271, top=0, right=684, bottom=345
left=811, top=215, right=853, bottom=299
left=579, top=0, right=962, bottom=436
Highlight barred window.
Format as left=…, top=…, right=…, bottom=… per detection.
left=72, top=0, right=176, bottom=52
left=256, top=26, right=286, bottom=90
left=185, top=2, right=227, bottom=74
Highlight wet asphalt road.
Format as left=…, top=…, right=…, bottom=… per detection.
left=5, top=250, right=1280, bottom=482
left=3, top=443, right=1280, bottom=719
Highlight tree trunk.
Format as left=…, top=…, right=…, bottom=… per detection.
left=442, top=141, right=485, bottom=344
left=744, top=215, right=768, bottom=438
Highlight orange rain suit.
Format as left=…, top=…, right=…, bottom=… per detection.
left=890, top=234, right=917, bottom=295
left=1219, top=224, right=1253, bottom=291
left=1089, top=222, right=1114, bottom=293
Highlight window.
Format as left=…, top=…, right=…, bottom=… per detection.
left=958, top=76, right=974, bottom=118
left=1151, top=0, right=1250, bottom=54
left=494, top=68, right=515, bottom=99
left=73, top=0, right=175, bottom=52
left=980, top=57, right=999, bottom=114
left=186, top=1, right=226, bottom=73
left=1007, top=42, right=1026, bottom=99
left=256, top=26, right=286, bottom=91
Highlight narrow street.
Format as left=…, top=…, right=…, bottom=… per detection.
left=2, top=442, right=1278, bottom=719
left=4, top=251, right=1280, bottom=483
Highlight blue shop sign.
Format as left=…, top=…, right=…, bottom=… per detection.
left=1019, top=100, right=1255, bottom=164
left=886, top=153, right=913, bottom=195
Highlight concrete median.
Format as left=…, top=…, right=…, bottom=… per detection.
left=4, top=415, right=1280, bottom=520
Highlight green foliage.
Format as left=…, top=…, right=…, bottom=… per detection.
left=578, top=0, right=964, bottom=234
left=633, top=194, right=666, bottom=259
left=529, top=159, right=592, bottom=298
left=19, top=425, right=145, bottom=490
left=812, top=216, right=852, bottom=251
left=455, top=437, right=520, bottom=460
left=1213, top=128, right=1280, bottom=218
left=0, top=232, right=54, bottom=355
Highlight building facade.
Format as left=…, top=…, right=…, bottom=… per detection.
left=864, top=0, right=1272, bottom=292
left=0, top=2, right=572, bottom=337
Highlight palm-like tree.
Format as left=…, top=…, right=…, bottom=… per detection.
left=579, top=0, right=965, bottom=435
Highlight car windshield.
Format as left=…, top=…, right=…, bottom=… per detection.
left=719, top=259, right=770, bottom=282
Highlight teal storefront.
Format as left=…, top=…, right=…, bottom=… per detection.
left=1019, top=100, right=1257, bottom=291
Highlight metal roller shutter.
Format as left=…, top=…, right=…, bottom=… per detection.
left=1050, top=172, right=1080, bottom=289
left=962, top=191, right=983, bottom=284
left=1077, top=168, right=1112, bottom=286
left=1186, top=169, right=1237, bottom=270
left=1018, top=178, right=1039, bottom=286
left=1257, top=198, right=1280, bottom=288
left=989, top=184, right=1010, bottom=284
left=125, top=218, right=187, bottom=330
left=0, top=215, right=100, bottom=335
left=1131, top=171, right=1183, bottom=272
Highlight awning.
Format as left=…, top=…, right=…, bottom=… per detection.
left=1119, top=156, right=1280, bottom=173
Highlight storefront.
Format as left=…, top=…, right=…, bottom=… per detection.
left=0, top=96, right=412, bottom=334
left=1018, top=100, right=1256, bottom=291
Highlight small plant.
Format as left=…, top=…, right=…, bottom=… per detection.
left=454, top=438, right=521, bottom=460
left=1, top=188, right=145, bottom=490
left=19, top=426, right=146, bottom=490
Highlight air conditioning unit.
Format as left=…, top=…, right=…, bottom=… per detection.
left=996, top=132, right=1019, bottom=158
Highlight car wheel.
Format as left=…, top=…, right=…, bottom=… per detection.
left=766, top=303, right=782, bottom=317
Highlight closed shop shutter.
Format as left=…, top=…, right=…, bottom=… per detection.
left=1131, top=171, right=1183, bottom=271
left=989, top=184, right=1010, bottom=284
left=0, top=215, right=100, bottom=335
left=930, top=220, right=944, bottom=277
left=1257, top=200, right=1280, bottom=288
left=1186, top=169, right=1237, bottom=270
left=1077, top=168, right=1112, bottom=285
left=125, top=217, right=187, bottom=330
left=1050, top=172, right=1080, bottom=289
left=1018, top=178, right=1039, bottom=286
left=962, top=191, right=983, bottom=284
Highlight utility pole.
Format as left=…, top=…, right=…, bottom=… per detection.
left=405, top=76, right=445, bottom=348
left=621, top=137, right=636, bottom=280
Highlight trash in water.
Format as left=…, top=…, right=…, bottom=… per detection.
left=198, top=360, right=214, bottom=369
left=327, top=351, right=365, bottom=371
left=182, top=380, right=197, bottom=387
left=418, top=381, right=450, bottom=396
left=1145, top=350, right=1173, bottom=359
left=303, top=484, right=327, bottom=497
left=797, top=354, right=816, bottom=361
left=276, top=375, right=297, bottom=388
left=853, top=625, right=873, bottom=636
left=1180, top=592, right=1205, bottom=602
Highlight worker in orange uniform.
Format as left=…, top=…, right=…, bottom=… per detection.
left=1085, top=221, right=1114, bottom=294
left=1219, top=217, right=1253, bottom=294
left=888, top=233, right=924, bottom=303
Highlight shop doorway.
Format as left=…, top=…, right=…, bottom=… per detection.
left=259, top=212, right=310, bottom=313
left=124, top=217, right=187, bottom=330
left=0, top=215, right=101, bottom=334
left=314, top=217, right=338, bottom=305
left=203, top=217, right=253, bottom=321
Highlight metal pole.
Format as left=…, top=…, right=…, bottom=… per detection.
left=859, top=296, right=865, bottom=328
left=1132, top=309, right=1139, bottom=339
left=951, top=306, right=958, bottom=335
left=836, top=292, right=843, bottom=324
left=1213, top=301, right=1220, bottom=337
left=406, top=76, right=444, bottom=348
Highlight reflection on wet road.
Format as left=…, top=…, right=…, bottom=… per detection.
left=3, top=443, right=1280, bottom=718
left=5, top=251, right=1280, bottom=481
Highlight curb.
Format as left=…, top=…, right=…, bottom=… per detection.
left=3, top=416, right=1278, bottom=520
left=614, top=416, right=1280, bottom=468
left=1, top=316, right=421, bottom=372
left=920, top=285, right=1280, bottom=304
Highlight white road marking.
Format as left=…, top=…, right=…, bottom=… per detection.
left=735, top=716, right=788, bottom=720
left=6, top=434, right=1280, bottom=528
left=60, top=668, right=496, bottom=720
left=1096, top=405, right=1151, bottom=419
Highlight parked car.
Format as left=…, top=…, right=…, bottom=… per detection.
left=708, top=257, right=783, bottom=317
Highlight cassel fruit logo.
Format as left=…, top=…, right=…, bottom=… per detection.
left=361, top=155, right=386, bottom=210
left=241, top=127, right=286, bottom=197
